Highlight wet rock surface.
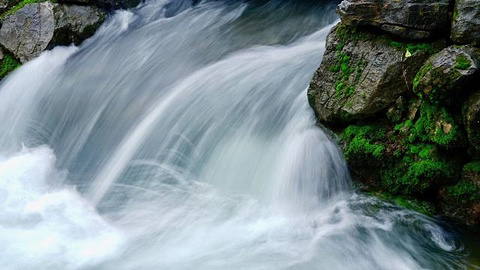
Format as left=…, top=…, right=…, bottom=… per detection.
left=337, top=0, right=450, bottom=39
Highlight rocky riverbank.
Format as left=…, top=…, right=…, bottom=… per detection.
left=0, top=0, right=139, bottom=80
left=308, top=0, right=480, bottom=225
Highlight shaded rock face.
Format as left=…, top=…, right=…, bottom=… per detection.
left=52, top=5, right=105, bottom=46
left=0, top=3, right=104, bottom=63
left=439, top=162, right=480, bottom=226
left=338, top=0, right=450, bottom=39
left=464, top=91, right=480, bottom=152
left=58, top=0, right=140, bottom=10
left=451, top=0, right=480, bottom=46
left=0, top=0, right=20, bottom=14
left=308, top=24, right=429, bottom=123
left=413, top=45, right=480, bottom=105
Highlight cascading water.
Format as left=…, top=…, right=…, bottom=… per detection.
left=0, top=0, right=474, bottom=269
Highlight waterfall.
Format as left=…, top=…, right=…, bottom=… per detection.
left=0, top=0, right=468, bottom=269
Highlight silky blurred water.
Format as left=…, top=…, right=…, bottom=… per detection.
left=0, top=0, right=475, bottom=269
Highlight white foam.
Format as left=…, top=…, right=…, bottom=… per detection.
left=0, top=147, right=123, bottom=270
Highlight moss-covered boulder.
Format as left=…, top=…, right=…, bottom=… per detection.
left=308, top=23, right=437, bottom=123
left=413, top=45, right=479, bottom=106
left=340, top=100, right=464, bottom=193
left=337, top=0, right=450, bottom=39
left=0, top=2, right=104, bottom=63
left=451, top=0, right=480, bottom=46
left=464, top=91, right=480, bottom=152
left=439, top=162, right=480, bottom=225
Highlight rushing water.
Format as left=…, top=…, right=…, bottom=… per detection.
left=0, top=0, right=476, bottom=269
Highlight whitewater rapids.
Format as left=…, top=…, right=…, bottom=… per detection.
left=0, top=0, right=470, bottom=269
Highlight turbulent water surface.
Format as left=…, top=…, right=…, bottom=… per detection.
left=0, top=0, right=476, bottom=269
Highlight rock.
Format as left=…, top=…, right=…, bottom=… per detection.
left=439, top=162, right=480, bottom=225
left=413, top=45, right=479, bottom=106
left=386, top=96, right=405, bottom=123
left=0, top=3, right=104, bottom=63
left=58, top=0, right=140, bottom=10
left=337, top=0, right=450, bottom=39
left=0, top=3, right=55, bottom=63
left=464, top=91, right=480, bottom=151
left=308, top=24, right=430, bottom=123
left=0, top=0, right=8, bottom=13
left=52, top=5, right=105, bottom=46
left=451, top=0, right=480, bottom=46
left=0, top=0, right=20, bottom=14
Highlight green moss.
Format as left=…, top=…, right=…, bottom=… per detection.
left=413, top=64, right=432, bottom=91
left=390, top=41, right=403, bottom=49
left=454, top=54, right=471, bottom=70
left=381, top=140, right=456, bottom=195
left=398, top=102, right=462, bottom=148
left=464, top=162, right=480, bottom=173
left=345, top=86, right=355, bottom=97
left=335, top=82, right=345, bottom=97
left=406, top=43, right=433, bottom=55
left=445, top=181, right=480, bottom=205
left=341, top=125, right=387, bottom=162
left=0, top=54, right=21, bottom=79
left=373, top=192, right=435, bottom=216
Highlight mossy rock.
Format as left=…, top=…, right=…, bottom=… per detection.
left=337, top=0, right=450, bottom=39
left=339, top=119, right=460, bottom=197
left=308, top=23, right=437, bottom=123
left=464, top=91, right=480, bottom=152
left=439, top=163, right=480, bottom=225
left=395, top=101, right=466, bottom=149
left=413, top=45, right=479, bottom=106
left=0, top=50, right=20, bottom=79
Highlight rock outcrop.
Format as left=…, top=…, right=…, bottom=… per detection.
left=58, top=0, right=140, bottom=10
left=308, top=24, right=436, bottom=123
left=451, top=0, right=480, bottom=45
left=309, top=0, right=480, bottom=225
left=337, top=0, right=450, bottom=39
left=413, top=45, right=480, bottom=105
left=0, top=2, right=104, bottom=63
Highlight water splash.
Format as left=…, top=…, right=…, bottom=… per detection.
left=0, top=0, right=469, bottom=269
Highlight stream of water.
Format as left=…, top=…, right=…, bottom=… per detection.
left=0, top=0, right=476, bottom=269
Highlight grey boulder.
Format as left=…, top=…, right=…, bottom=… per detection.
left=0, top=2, right=104, bottom=63
left=338, top=0, right=450, bottom=39
left=451, top=0, right=480, bottom=46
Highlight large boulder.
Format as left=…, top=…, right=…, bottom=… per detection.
left=337, top=0, right=450, bottom=39
left=464, top=91, right=480, bottom=152
left=308, top=24, right=432, bottom=123
left=413, top=45, right=479, bottom=105
left=451, top=0, right=480, bottom=46
left=52, top=4, right=105, bottom=46
left=0, top=3, right=104, bottom=63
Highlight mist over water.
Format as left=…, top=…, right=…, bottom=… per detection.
left=0, top=0, right=472, bottom=269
